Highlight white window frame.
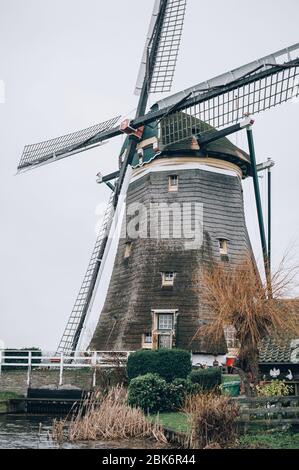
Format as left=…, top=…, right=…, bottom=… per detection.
left=151, top=309, right=179, bottom=350
left=162, top=271, right=175, bottom=287
left=158, top=313, right=174, bottom=331
left=168, top=175, right=178, bottom=192
left=142, top=332, right=153, bottom=349
left=143, top=332, right=152, bottom=343
left=219, top=238, right=228, bottom=256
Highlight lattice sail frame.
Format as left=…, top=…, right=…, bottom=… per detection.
left=57, top=191, right=115, bottom=355
left=17, top=116, right=120, bottom=171
left=135, top=0, right=187, bottom=95
left=159, top=63, right=299, bottom=147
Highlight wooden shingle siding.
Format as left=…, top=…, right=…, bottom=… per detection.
left=90, top=163, right=252, bottom=353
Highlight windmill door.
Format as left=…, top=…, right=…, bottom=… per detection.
left=158, top=334, right=172, bottom=349
left=157, top=313, right=173, bottom=349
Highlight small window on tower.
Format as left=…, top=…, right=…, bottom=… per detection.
left=142, top=332, right=153, bottom=349
left=124, top=242, right=132, bottom=259
left=219, top=239, right=228, bottom=256
left=144, top=333, right=152, bottom=344
left=162, top=272, right=175, bottom=287
left=168, top=175, right=178, bottom=192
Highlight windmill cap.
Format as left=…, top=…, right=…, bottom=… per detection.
left=123, top=113, right=251, bottom=178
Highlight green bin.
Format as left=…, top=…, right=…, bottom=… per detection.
left=221, top=381, right=240, bottom=397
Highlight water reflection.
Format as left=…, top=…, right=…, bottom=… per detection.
left=0, top=415, right=171, bottom=449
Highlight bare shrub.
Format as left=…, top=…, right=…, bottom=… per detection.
left=184, top=393, right=239, bottom=449
left=193, top=256, right=299, bottom=394
left=52, top=385, right=166, bottom=444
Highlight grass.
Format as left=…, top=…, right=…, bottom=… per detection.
left=151, top=412, right=189, bottom=433
left=0, top=391, right=23, bottom=400
left=239, top=430, right=299, bottom=449
left=0, top=391, right=23, bottom=413
left=151, top=411, right=299, bottom=449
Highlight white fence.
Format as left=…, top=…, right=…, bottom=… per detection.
left=0, top=350, right=130, bottom=387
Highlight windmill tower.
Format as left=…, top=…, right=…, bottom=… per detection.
left=90, top=119, right=253, bottom=353
left=17, top=1, right=299, bottom=358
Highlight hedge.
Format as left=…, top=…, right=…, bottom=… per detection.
left=188, top=367, right=222, bottom=391
left=127, top=349, right=192, bottom=383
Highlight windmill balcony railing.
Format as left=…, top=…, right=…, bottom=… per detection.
left=0, top=350, right=132, bottom=386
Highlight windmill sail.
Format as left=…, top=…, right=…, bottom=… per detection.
left=58, top=1, right=187, bottom=354
left=134, top=0, right=187, bottom=95
left=57, top=192, right=115, bottom=355
left=57, top=164, right=133, bottom=355
left=154, top=43, right=299, bottom=147
left=17, top=116, right=121, bottom=173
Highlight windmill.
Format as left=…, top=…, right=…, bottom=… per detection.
left=17, top=0, right=299, bottom=356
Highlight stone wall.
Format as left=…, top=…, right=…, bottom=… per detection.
left=0, top=369, right=95, bottom=396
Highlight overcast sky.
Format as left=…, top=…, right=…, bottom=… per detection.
left=0, top=0, right=298, bottom=351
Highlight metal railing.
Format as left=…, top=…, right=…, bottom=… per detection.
left=0, top=350, right=130, bottom=387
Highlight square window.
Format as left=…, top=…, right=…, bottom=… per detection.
left=219, top=239, right=228, bottom=255
left=158, top=314, right=173, bottom=330
left=162, top=272, right=175, bottom=287
left=168, top=175, right=178, bottom=192
left=144, top=333, right=152, bottom=344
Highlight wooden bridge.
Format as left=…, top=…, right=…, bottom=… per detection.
left=0, top=350, right=129, bottom=387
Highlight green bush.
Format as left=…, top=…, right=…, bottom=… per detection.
left=172, top=378, right=201, bottom=396
left=188, top=367, right=222, bottom=391
left=165, top=381, right=188, bottom=411
left=127, top=349, right=192, bottom=383
left=128, top=373, right=168, bottom=413
left=256, top=380, right=293, bottom=397
left=128, top=374, right=201, bottom=413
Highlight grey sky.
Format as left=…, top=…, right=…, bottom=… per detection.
left=0, top=0, right=298, bottom=350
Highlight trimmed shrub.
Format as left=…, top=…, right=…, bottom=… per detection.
left=188, top=368, right=222, bottom=391
left=127, top=349, right=192, bottom=382
left=128, top=373, right=168, bottom=413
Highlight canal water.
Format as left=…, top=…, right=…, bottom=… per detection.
left=0, top=415, right=170, bottom=449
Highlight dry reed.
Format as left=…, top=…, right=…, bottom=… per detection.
left=184, top=393, right=239, bottom=449
left=52, top=385, right=166, bottom=444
